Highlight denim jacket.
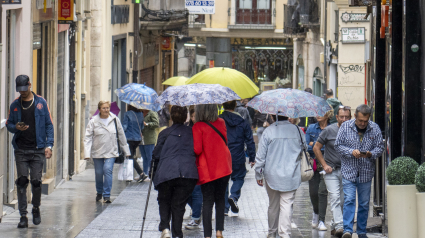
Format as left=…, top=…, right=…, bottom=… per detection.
left=305, top=122, right=328, bottom=158
left=122, top=111, right=144, bottom=141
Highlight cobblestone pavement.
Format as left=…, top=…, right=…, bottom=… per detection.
left=77, top=164, right=387, bottom=238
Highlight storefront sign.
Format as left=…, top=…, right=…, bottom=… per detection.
left=161, top=37, right=172, bottom=51
left=185, top=0, right=215, bottom=14
left=341, top=27, right=366, bottom=44
left=58, top=0, right=74, bottom=24
left=341, top=12, right=370, bottom=22
left=231, top=38, right=292, bottom=46
left=2, top=0, right=21, bottom=3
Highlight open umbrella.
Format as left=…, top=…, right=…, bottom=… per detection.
left=162, top=76, right=188, bottom=86
left=156, top=83, right=241, bottom=107
left=246, top=88, right=332, bottom=118
left=92, top=101, right=120, bottom=118
left=185, top=67, right=259, bottom=99
left=115, top=83, right=161, bottom=111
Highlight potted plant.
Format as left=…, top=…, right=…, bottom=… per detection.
left=386, top=156, right=419, bottom=238
left=416, top=163, right=425, bottom=238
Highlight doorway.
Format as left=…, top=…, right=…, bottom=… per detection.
left=313, top=67, right=323, bottom=97
left=111, top=37, right=127, bottom=120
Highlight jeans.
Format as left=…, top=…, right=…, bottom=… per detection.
left=324, top=168, right=344, bottom=230
left=139, top=144, right=155, bottom=173
left=308, top=170, right=328, bottom=222
left=225, top=163, right=247, bottom=213
left=14, top=149, right=45, bottom=216
left=201, top=175, right=230, bottom=237
left=128, top=141, right=144, bottom=175
left=157, top=178, right=197, bottom=237
left=93, top=158, right=116, bottom=198
left=187, top=185, right=203, bottom=220
left=265, top=181, right=296, bottom=238
left=342, top=177, right=372, bottom=235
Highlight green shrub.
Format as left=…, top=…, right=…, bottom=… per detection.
left=386, top=156, right=419, bottom=185
left=416, top=163, right=425, bottom=192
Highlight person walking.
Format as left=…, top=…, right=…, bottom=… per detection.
left=139, top=109, right=159, bottom=177
left=298, top=88, right=318, bottom=130
left=325, top=89, right=342, bottom=124
left=158, top=101, right=171, bottom=133
left=192, top=104, right=232, bottom=238
left=84, top=101, right=131, bottom=203
left=255, top=115, right=307, bottom=238
left=253, top=111, right=274, bottom=142
left=235, top=100, right=252, bottom=126
left=305, top=111, right=332, bottom=231
left=150, top=106, right=199, bottom=238
left=122, top=105, right=148, bottom=183
left=313, top=106, right=352, bottom=238
left=335, top=104, right=384, bottom=238
left=184, top=108, right=204, bottom=230
left=220, top=100, right=256, bottom=216
left=6, top=75, right=54, bottom=228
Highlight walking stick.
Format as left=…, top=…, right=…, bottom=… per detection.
left=140, top=163, right=155, bottom=238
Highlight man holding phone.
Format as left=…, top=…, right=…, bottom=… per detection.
left=313, top=106, right=352, bottom=237
left=334, top=105, right=384, bottom=238
left=6, top=75, right=54, bottom=228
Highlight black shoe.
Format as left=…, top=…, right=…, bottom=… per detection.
left=32, top=207, right=41, bottom=225
left=137, top=173, right=148, bottom=183
left=17, top=216, right=28, bottom=228
left=96, top=193, right=102, bottom=201
left=228, top=197, right=239, bottom=213
left=334, top=228, right=344, bottom=238
left=104, top=197, right=112, bottom=203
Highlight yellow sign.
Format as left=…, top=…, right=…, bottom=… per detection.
left=58, top=0, right=74, bottom=24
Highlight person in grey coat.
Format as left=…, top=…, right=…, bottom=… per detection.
left=150, top=106, right=199, bottom=238
left=235, top=100, right=252, bottom=126
left=255, top=115, right=307, bottom=238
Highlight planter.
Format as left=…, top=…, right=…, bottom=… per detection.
left=387, top=185, right=417, bottom=238
left=417, top=193, right=425, bottom=238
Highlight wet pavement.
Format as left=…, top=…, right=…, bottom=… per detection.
left=0, top=164, right=129, bottom=238
left=77, top=163, right=387, bottom=238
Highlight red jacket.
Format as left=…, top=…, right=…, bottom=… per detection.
left=192, top=118, right=232, bottom=185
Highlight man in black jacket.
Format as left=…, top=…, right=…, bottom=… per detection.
left=220, top=100, right=256, bottom=216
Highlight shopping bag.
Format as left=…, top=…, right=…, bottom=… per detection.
left=118, top=159, right=134, bottom=181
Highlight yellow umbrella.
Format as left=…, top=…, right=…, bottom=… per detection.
left=162, top=76, right=188, bottom=86
left=186, top=67, right=259, bottom=99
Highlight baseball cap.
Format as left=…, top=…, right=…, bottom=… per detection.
left=16, top=75, right=30, bottom=92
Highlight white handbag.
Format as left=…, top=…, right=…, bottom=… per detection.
left=294, top=125, right=314, bottom=182
left=118, top=158, right=134, bottom=181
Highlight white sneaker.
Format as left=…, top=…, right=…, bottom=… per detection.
left=161, top=228, right=171, bottom=238
left=311, top=213, right=319, bottom=228
left=291, top=222, right=298, bottom=229
left=185, top=220, right=200, bottom=230
left=317, top=221, right=327, bottom=231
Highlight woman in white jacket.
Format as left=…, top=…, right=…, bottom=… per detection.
left=84, top=101, right=131, bottom=203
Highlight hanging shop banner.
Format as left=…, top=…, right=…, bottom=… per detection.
left=185, top=0, right=215, bottom=14
left=161, top=37, right=172, bottom=51
left=341, top=27, right=366, bottom=44
left=58, top=0, right=74, bottom=24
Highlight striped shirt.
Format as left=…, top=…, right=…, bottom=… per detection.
left=335, top=119, right=384, bottom=183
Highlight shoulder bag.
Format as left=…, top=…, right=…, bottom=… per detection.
left=131, top=111, right=143, bottom=141
left=204, top=121, right=227, bottom=146
left=294, top=124, right=314, bottom=182
left=114, top=118, right=126, bottom=164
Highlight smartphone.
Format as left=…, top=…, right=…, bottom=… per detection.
left=360, top=151, right=367, bottom=155
left=16, top=122, right=26, bottom=127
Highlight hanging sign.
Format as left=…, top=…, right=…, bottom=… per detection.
left=185, top=0, right=215, bottom=14
left=341, top=27, right=366, bottom=44
left=58, top=0, right=74, bottom=24
left=341, top=12, right=370, bottom=22
left=161, top=37, right=172, bottom=51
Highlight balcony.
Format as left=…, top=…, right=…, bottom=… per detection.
left=228, top=0, right=276, bottom=30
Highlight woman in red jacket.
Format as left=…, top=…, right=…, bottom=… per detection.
left=192, top=104, right=232, bottom=238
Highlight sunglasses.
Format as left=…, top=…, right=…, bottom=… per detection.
left=339, top=105, right=351, bottom=110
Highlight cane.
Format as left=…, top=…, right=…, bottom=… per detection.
left=140, top=162, right=155, bottom=238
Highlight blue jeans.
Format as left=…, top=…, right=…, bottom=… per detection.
left=342, top=177, right=372, bottom=235
left=93, top=158, right=116, bottom=198
left=187, top=185, right=203, bottom=220
left=139, top=144, right=155, bottom=174
left=225, top=163, right=247, bottom=213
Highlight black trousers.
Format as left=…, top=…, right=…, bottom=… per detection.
left=14, top=149, right=45, bottom=216
left=201, top=175, right=230, bottom=237
left=157, top=178, right=197, bottom=237
left=128, top=141, right=144, bottom=175
left=309, top=170, right=328, bottom=222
